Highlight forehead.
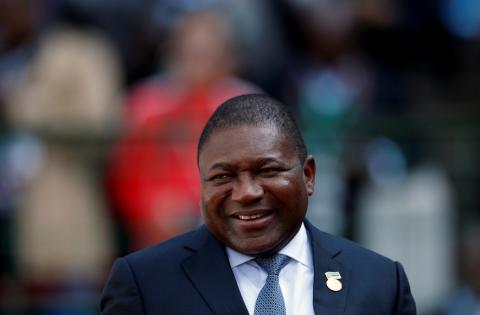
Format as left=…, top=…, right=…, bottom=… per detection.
left=198, top=125, right=296, bottom=169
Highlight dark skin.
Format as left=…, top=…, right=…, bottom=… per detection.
left=198, top=125, right=316, bottom=257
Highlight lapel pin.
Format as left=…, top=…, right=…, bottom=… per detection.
left=325, top=271, right=342, bottom=292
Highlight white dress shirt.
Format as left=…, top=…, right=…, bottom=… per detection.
left=226, top=223, right=315, bottom=315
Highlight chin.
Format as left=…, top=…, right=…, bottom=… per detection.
left=234, top=237, right=285, bottom=257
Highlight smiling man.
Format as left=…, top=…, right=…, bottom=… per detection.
left=100, top=94, right=416, bottom=314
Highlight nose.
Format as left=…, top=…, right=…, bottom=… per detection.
left=231, top=173, right=263, bottom=204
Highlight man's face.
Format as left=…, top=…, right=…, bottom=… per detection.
left=198, top=125, right=315, bottom=256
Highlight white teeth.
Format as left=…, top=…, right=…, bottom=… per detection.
left=237, top=213, right=264, bottom=220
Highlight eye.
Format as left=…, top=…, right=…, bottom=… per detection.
left=209, top=173, right=234, bottom=182
left=257, top=167, right=285, bottom=176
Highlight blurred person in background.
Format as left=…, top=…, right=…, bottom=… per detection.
left=0, top=0, right=47, bottom=311
left=280, top=0, right=373, bottom=235
left=356, top=137, right=455, bottom=315
left=107, top=8, right=259, bottom=250
left=150, top=0, right=288, bottom=98
left=2, top=2, right=123, bottom=313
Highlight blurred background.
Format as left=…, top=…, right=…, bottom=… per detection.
left=0, top=0, right=479, bottom=314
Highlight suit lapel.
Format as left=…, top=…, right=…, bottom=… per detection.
left=182, top=227, right=249, bottom=315
left=306, top=221, right=349, bottom=315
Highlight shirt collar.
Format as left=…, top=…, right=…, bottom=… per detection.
left=278, top=223, right=312, bottom=269
left=226, top=223, right=312, bottom=270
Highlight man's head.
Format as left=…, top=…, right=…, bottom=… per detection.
left=198, top=94, right=307, bottom=163
left=198, top=94, right=316, bottom=256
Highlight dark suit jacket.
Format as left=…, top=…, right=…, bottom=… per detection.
left=100, top=220, right=416, bottom=314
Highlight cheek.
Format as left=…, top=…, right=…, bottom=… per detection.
left=269, top=176, right=302, bottom=196
left=275, top=177, right=295, bottom=191
left=201, top=186, right=230, bottom=213
left=268, top=177, right=308, bottom=209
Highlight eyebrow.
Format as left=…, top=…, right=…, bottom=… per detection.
left=208, top=157, right=283, bottom=172
left=208, top=162, right=233, bottom=172
left=257, top=157, right=282, bottom=165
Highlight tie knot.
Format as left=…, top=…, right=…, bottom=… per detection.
left=256, top=254, right=290, bottom=276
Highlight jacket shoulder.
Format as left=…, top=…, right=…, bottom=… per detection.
left=322, top=230, right=395, bottom=263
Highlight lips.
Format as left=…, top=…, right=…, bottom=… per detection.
left=230, top=209, right=275, bottom=225
left=233, top=213, right=269, bottom=221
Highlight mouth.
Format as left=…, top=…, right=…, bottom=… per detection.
left=233, top=213, right=270, bottom=221
left=229, top=210, right=275, bottom=226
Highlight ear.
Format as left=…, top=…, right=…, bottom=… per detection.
left=303, top=155, right=316, bottom=196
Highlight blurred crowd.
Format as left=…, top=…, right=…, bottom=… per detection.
left=0, top=0, right=479, bottom=314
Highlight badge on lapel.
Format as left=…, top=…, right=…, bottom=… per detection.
left=325, top=271, right=342, bottom=292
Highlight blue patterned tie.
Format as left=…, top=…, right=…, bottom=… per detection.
left=254, top=254, right=291, bottom=315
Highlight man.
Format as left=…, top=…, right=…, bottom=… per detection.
left=100, top=94, right=416, bottom=314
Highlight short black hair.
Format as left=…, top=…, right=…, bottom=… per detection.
left=197, top=94, right=307, bottom=163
